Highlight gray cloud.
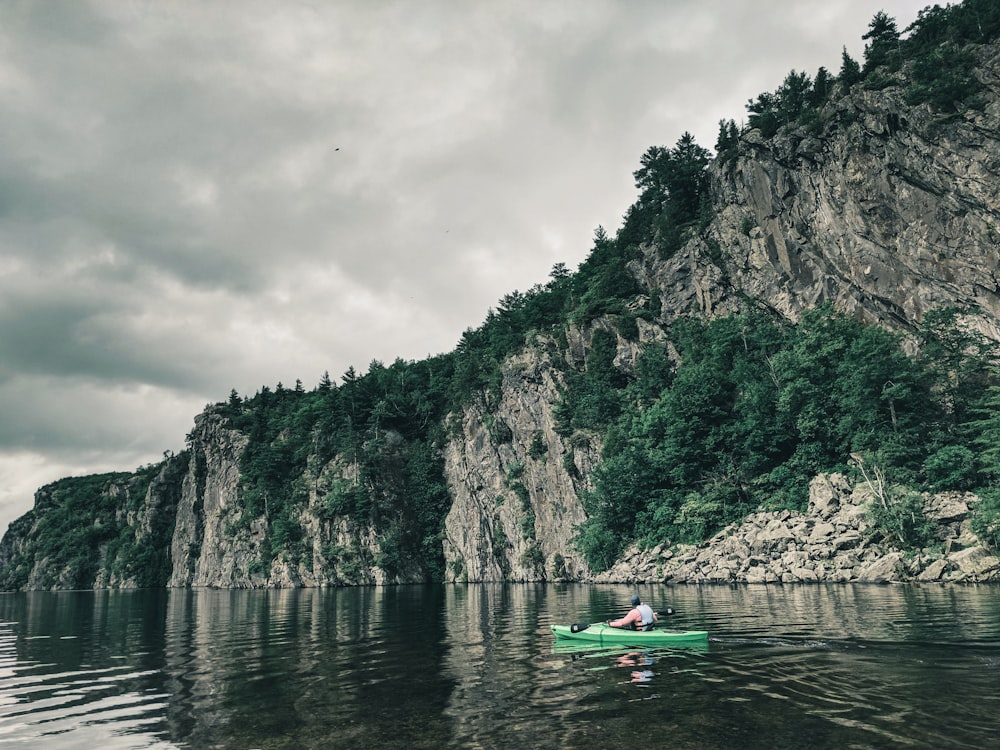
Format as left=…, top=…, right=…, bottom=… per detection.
left=0, top=0, right=930, bottom=533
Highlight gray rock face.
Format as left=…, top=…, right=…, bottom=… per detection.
left=169, top=412, right=259, bottom=588
left=442, top=344, right=595, bottom=582
left=640, top=44, right=1000, bottom=339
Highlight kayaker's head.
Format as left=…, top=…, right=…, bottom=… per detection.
left=631, top=595, right=641, bottom=606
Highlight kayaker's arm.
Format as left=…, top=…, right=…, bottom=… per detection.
left=607, top=610, right=641, bottom=629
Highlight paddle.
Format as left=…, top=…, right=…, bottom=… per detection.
left=570, top=607, right=675, bottom=632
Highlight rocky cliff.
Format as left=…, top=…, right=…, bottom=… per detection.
left=167, top=411, right=442, bottom=588
left=640, top=42, right=1000, bottom=338
left=441, top=342, right=596, bottom=583
left=4, top=25, right=1000, bottom=590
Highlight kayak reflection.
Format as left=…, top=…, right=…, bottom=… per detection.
left=550, top=636, right=709, bottom=694
left=616, top=651, right=656, bottom=683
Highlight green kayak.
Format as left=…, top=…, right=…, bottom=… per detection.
left=551, top=623, right=708, bottom=647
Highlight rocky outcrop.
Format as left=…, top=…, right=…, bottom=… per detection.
left=638, top=44, right=1000, bottom=339
left=168, top=412, right=259, bottom=587
left=168, top=412, right=429, bottom=588
left=596, top=474, right=1000, bottom=584
left=442, top=342, right=596, bottom=582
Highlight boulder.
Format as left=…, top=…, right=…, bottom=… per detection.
left=916, top=559, right=949, bottom=581
left=947, top=546, right=1000, bottom=578
left=855, top=552, right=905, bottom=582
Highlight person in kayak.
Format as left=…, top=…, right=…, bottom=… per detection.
left=607, top=595, right=658, bottom=631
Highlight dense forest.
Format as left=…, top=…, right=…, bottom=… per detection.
left=4, top=0, right=1000, bottom=589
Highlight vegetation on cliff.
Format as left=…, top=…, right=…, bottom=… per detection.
left=567, top=306, right=998, bottom=570
left=3, top=0, right=1000, bottom=588
left=219, top=359, right=456, bottom=581
left=731, top=0, right=1000, bottom=146
left=0, top=461, right=182, bottom=590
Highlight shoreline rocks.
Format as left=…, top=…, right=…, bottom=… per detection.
left=594, top=473, right=1000, bottom=584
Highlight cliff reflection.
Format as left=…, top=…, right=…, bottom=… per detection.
left=158, top=586, right=455, bottom=748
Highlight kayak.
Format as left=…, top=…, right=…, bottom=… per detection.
left=551, top=623, right=708, bottom=647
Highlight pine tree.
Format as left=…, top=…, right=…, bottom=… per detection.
left=862, top=11, right=901, bottom=73
left=839, top=47, right=862, bottom=87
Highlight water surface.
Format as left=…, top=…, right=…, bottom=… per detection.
left=1, top=584, right=998, bottom=749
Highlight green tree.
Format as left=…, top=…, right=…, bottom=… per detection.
left=776, top=70, right=812, bottom=124
left=970, top=372, right=1000, bottom=480
left=809, top=66, right=833, bottom=107
left=862, top=11, right=902, bottom=73
left=917, top=307, right=997, bottom=442
left=906, top=42, right=981, bottom=112
left=665, top=132, right=713, bottom=226
left=747, top=90, right=780, bottom=138
left=970, top=488, right=1000, bottom=551
left=555, top=328, right=628, bottom=433
left=622, top=133, right=712, bottom=254
left=770, top=308, right=934, bottom=481
left=715, top=118, right=740, bottom=164
left=838, top=47, right=863, bottom=88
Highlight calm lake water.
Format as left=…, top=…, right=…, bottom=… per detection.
left=1, top=583, right=999, bottom=749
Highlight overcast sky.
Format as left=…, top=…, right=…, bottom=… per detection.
left=0, top=0, right=930, bottom=535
